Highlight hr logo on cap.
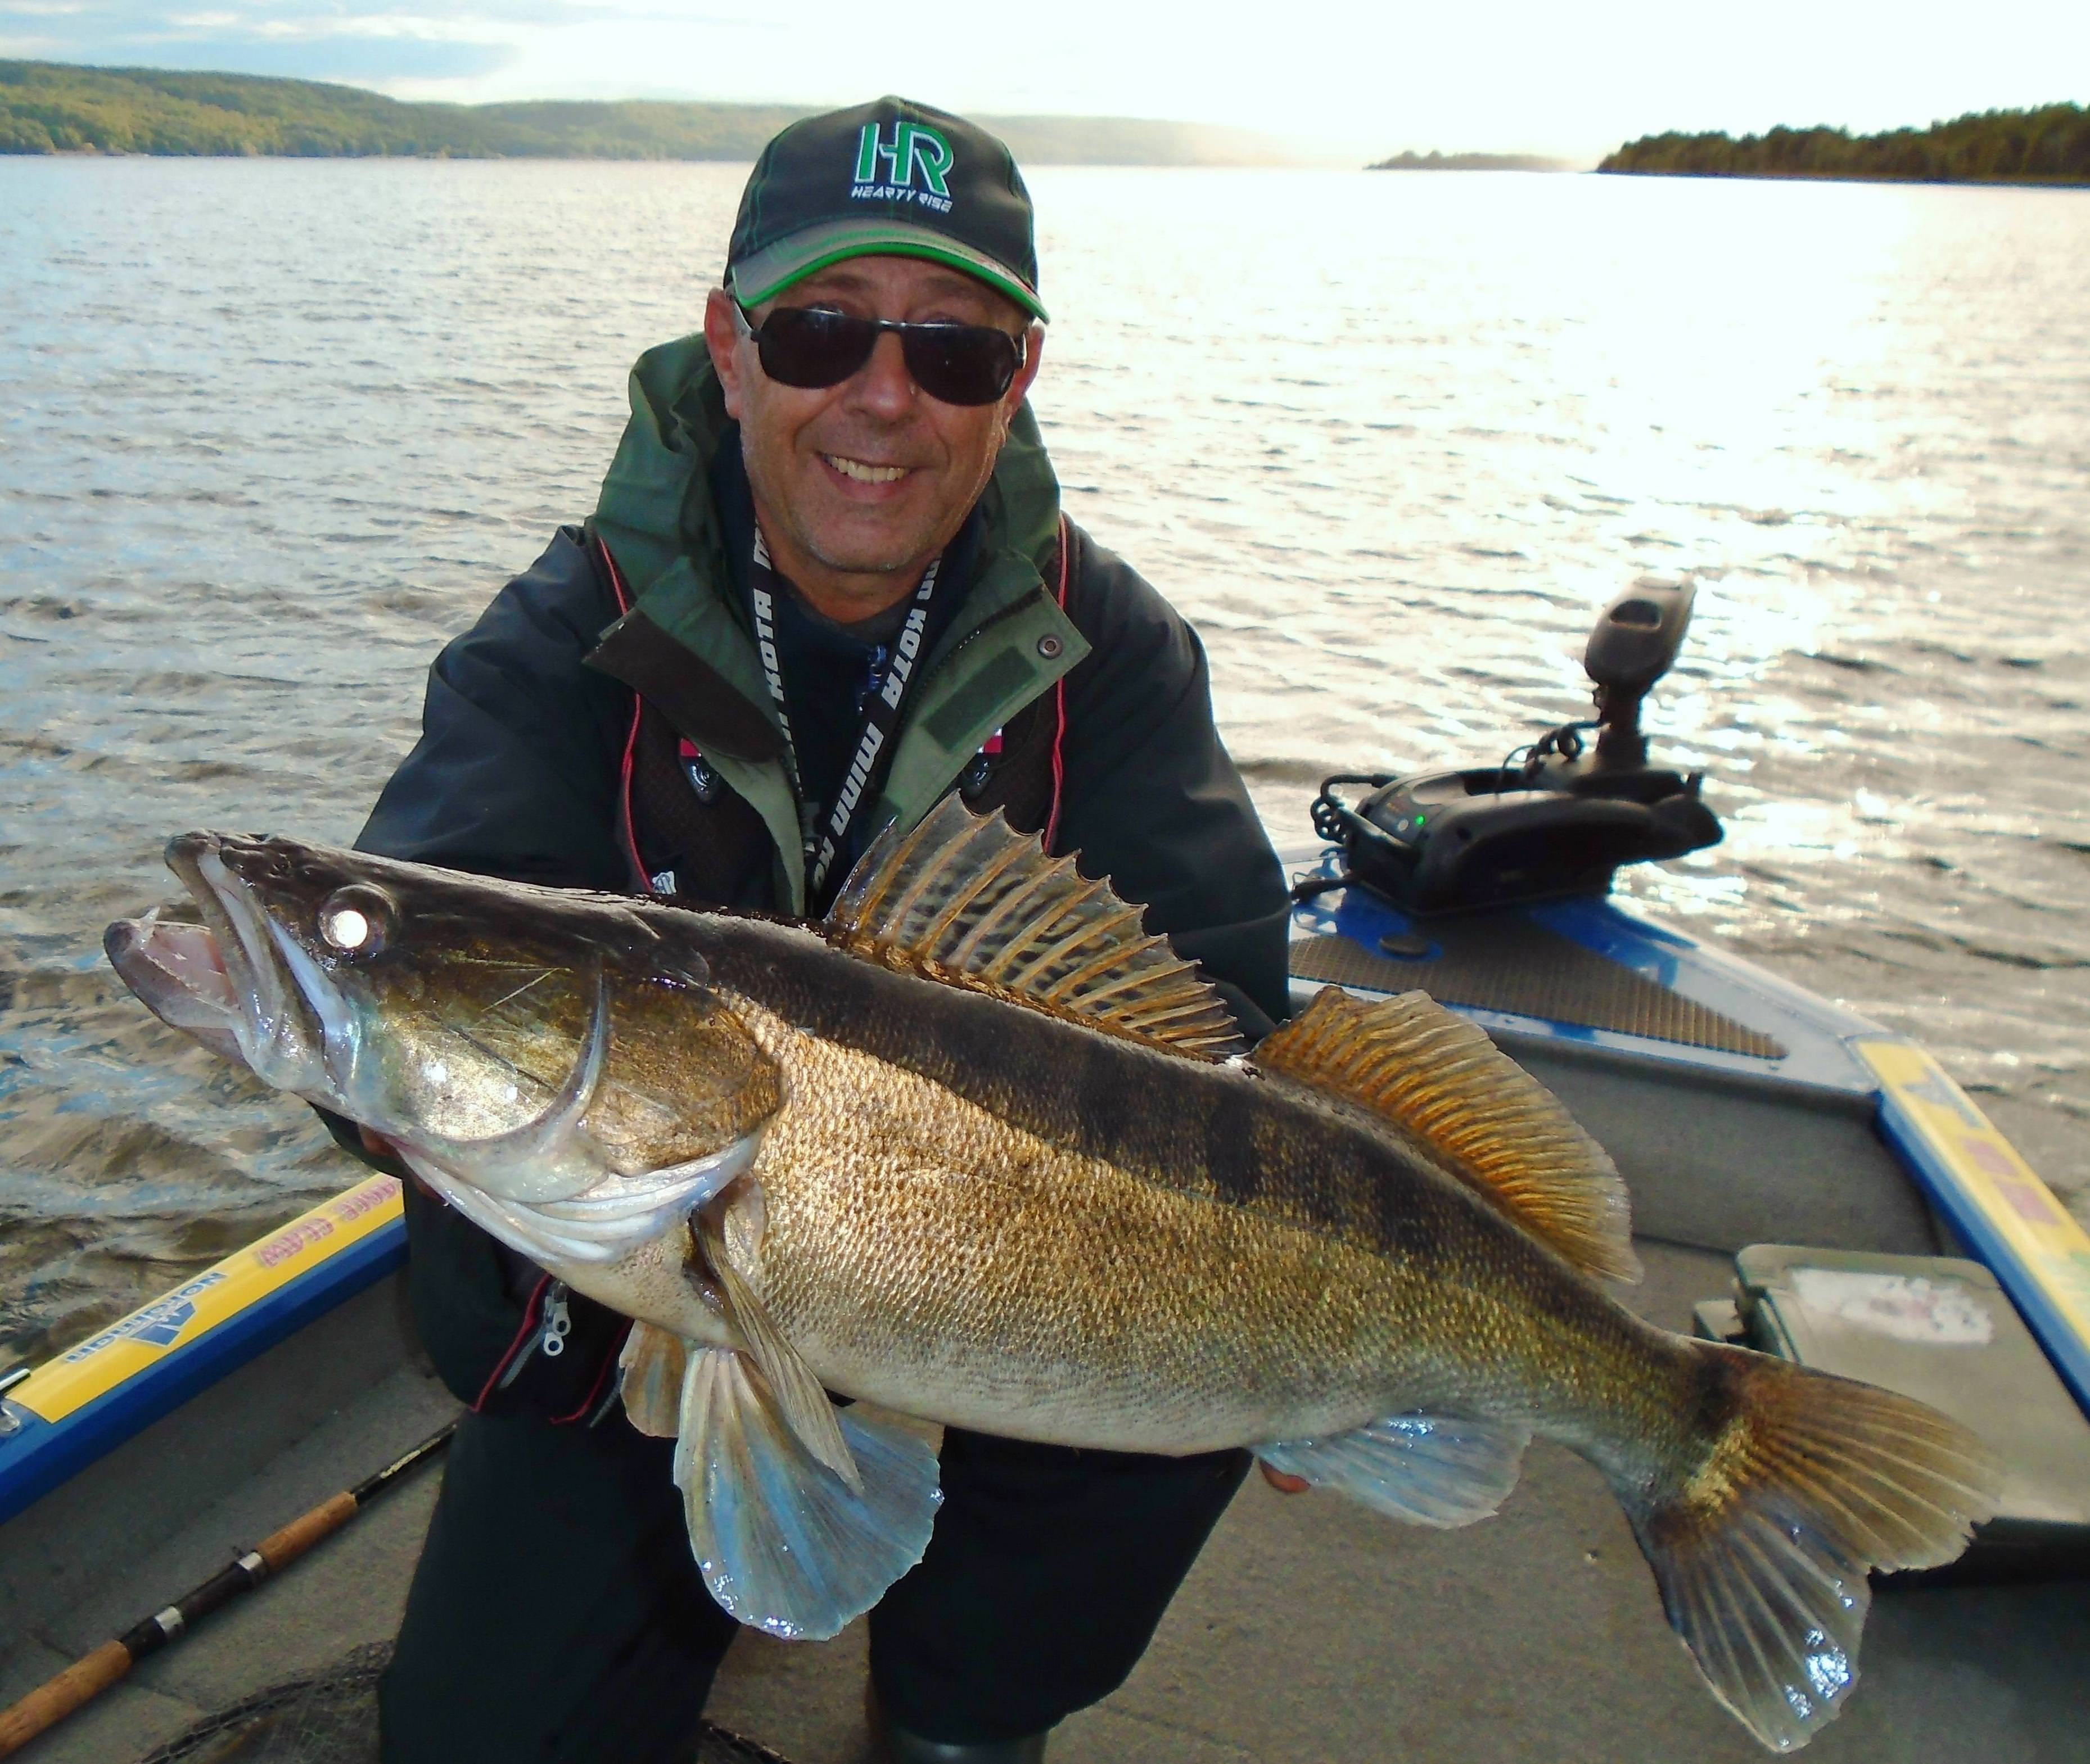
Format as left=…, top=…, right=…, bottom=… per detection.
left=852, top=121, right=955, bottom=211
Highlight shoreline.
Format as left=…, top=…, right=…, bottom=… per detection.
left=1600, top=104, right=2089, bottom=188
left=1600, top=166, right=2090, bottom=190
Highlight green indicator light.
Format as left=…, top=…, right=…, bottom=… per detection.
left=1414, top=814, right=1427, bottom=827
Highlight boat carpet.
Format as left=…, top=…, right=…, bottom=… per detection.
left=1289, top=915, right=1787, bottom=1059
left=133, top=1641, right=802, bottom=1764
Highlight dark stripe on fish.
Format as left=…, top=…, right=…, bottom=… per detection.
left=676, top=913, right=1498, bottom=1265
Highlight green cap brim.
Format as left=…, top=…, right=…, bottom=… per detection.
left=730, top=219, right=1047, bottom=323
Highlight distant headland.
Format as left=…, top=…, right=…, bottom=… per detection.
left=0, top=60, right=1310, bottom=165
left=1601, top=103, right=2088, bottom=186
left=1368, top=151, right=1568, bottom=172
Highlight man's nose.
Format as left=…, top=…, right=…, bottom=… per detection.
left=845, top=330, right=919, bottom=418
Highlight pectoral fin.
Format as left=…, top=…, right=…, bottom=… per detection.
left=674, top=1347, right=942, bottom=1640
left=1256, top=1411, right=1531, bottom=1528
left=693, top=1193, right=859, bottom=1491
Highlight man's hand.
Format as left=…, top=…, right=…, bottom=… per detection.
left=360, top=1125, right=443, bottom=1201
left=1258, top=1461, right=1310, bottom=1495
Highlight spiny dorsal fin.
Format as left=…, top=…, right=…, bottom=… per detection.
left=1255, top=987, right=1641, bottom=1282
left=825, top=795, right=1245, bottom=1062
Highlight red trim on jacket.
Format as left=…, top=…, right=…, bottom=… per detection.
left=1044, top=514, right=1072, bottom=854
left=596, top=534, right=651, bottom=889
left=473, top=1272, right=552, bottom=1413
left=552, top=1318, right=632, bottom=1425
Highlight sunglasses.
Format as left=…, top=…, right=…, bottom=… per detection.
left=736, top=305, right=1026, bottom=407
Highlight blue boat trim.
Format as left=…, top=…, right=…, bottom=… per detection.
left=1283, top=849, right=1877, bottom=1095
left=1870, top=1071, right=2090, bottom=1420
left=0, top=1215, right=407, bottom=1527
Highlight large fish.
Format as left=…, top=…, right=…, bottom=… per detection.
left=103, top=798, right=1998, bottom=1752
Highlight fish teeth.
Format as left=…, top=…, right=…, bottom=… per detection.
left=824, top=454, right=906, bottom=485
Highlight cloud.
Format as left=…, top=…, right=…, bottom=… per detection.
left=2, top=0, right=543, bottom=82
left=94, top=32, right=516, bottom=80
left=0, top=0, right=793, bottom=92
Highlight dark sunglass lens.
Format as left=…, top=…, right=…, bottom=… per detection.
left=751, top=309, right=1020, bottom=404
left=902, top=326, right=1021, bottom=406
left=756, top=308, right=878, bottom=389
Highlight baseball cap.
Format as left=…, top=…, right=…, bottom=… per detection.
left=727, top=97, right=1047, bottom=323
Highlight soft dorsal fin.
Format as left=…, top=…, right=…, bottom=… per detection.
left=1256, top=987, right=1641, bottom=1282
left=825, top=795, right=1245, bottom=1062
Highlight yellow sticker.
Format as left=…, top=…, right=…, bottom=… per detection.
left=12, top=1176, right=404, bottom=1424
left=1857, top=1039, right=2090, bottom=1346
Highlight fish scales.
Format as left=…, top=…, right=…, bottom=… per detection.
left=683, top=919, right=1692, bottom=1465
left=685, top=913, right=1532, bottom=1263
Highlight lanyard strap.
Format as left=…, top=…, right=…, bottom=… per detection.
left=748, top=527, right=943, bottom=903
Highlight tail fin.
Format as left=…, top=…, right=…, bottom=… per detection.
left=1626, top=1342, right=2001, bottom=1753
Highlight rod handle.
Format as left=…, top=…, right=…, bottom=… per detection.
left=0, top=1640, right=133, bottom=1758
left=258, top=1490, right=358, bottom=1570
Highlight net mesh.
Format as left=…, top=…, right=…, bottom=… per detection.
left=135, top=1643, right=799, bottom=1764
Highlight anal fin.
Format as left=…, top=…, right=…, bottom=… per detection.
left=1256, top=1411, right=1531, bottom=1528
left=1256, top=987, right=1641, bottom=1283
left=675, top=1348, right=942, bottom=1640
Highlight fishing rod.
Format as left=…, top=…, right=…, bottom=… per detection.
left=0, top=1422, right=454, bottom=1759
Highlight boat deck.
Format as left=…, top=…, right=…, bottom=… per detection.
left=3, top=1247, right=2082, bottom=1764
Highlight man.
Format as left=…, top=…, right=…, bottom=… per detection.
left=345, top=96, right=1293, bottom=1764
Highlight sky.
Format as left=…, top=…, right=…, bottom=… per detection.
left=3, top=0, right=2086, bottom=162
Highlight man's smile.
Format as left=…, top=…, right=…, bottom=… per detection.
left=820, top=453, right=910, bottom=486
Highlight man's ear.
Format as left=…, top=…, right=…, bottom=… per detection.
left=704, top=287, right=747, bottom=419
left=1006, top=321, right=1045, bottom=410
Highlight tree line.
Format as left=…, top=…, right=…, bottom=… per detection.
left=1600, top=104, right=2089, bottom=185
left=1368, top=151, right=1567, bottom=172
left=0, top=60, right=814, bottom=157
left=0, top=60, right=1297, bottom=164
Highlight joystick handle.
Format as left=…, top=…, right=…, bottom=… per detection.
left=1585, top=579, right=1695, bottom=768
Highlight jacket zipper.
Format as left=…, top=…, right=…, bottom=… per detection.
left=490, top=1278, right=570, bottom=1395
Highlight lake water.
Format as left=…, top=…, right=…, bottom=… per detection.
left=2, top=160, right=2086, bottom=1366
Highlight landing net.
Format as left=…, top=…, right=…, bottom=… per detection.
left=134, top=1643, right=799, bottom=1764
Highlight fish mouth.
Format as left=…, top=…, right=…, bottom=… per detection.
left=106, top=831, right=338, bottom=1103
left=106, top=832, right=624, bottom=1204
left=102, top=904, right=246, bottom=1065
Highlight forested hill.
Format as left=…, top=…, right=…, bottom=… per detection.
left=1600, top=103, right=2089, bottom=185
left=1369, top=151, right=1568, bottom=171
left=0, top=60, right=1304, bottom=164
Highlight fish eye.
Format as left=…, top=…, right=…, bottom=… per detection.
left=318, top=884, right=395, bottom=957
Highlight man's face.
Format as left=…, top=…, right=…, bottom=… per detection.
left=704, top=255, right=1043, bottom=614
